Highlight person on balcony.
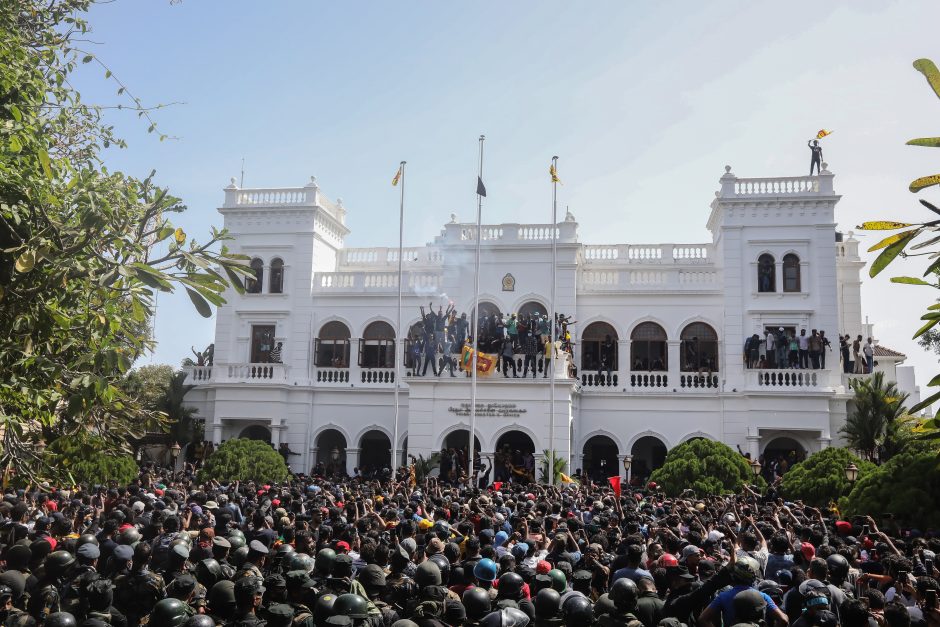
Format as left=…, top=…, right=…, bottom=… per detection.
left=441, top=332, right=457, bottom=377
left=820, top=330, right=831, bottom=369
left=422, top=333, right=439, bottom=377
left=864, top=337, right=875, bottom=373
left=764, top=329, right=776, bottom=368
left=501, top=337, right=517, bottom=378
left=840, top=335, right=851, bottom=373
left=453, top=312, right=469, bottom=345
left=775, top=327, right=788, bottom=369
left=853, top=335, right=865, bottom=374
left=601, top=334, right=616, bottom=383
left=809, top=330, right=822, bottom=369
left=808, top=139, right=823, bottom=175
left=798, top=329, right=809, bottom=369
left=788, top=333, right=799, bottom=369
left=268, top=342, right=283, bottom=364
left=522, top=330, right=539, bottom=378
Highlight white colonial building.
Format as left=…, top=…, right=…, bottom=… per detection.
left=183, top=163, right=906, bottom=481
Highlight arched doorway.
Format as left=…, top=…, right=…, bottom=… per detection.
left=494, top=431, right=535, bottom=484
left=582, top=435, right=619, bottom=482
left=359, top=430, right=391, bottom=478
left=315, top=429, right=347, bottom=477
left=517, top=300, right=547, bottom=320
left=441, top=430, right=482, bottom=484
left=581, top=322, right=619, bottom=385
left=630, top=436, right=667, bottom=484
left=239, top=425, right=272, bottom=443
left=762, top=437, right=807, bottom=478
left=474, top=301, right=503, bottom=353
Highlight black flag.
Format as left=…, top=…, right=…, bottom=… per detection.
left=476, top=176, right=487, bottom=197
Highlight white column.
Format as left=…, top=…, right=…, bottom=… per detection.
left=270, top=420, right=282, bottom=447
left=211, top=422, right=223, bottom=445
left=746, top=434, right=760, bottom=460
left=617, top=339, right=629, bottom=385
left=775, top=261, right=783, bottom=292
left=617, top=454, right=628, bottom=481
left=667, top=340, right=681, bottom=388
left=346, top=448, right=361, bottom=477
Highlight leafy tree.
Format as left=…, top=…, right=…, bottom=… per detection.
left=780, top=447, right=875, bottom=506
left=198, top=439, right=289, bottom=483
left=841, top=372, right=911, bottom=462
left=47, top=434, right=138, bottom=486
left=539, top=450, right=569, bottom=484
left=649, top=439, right=764, bottom=496
left=411, top=453, right=440, bottom=483
left=0, top=1, right=250, bottom=481
left=841, top=451, right=940, bottom=528
left=856, top=58, right=940, bottom=440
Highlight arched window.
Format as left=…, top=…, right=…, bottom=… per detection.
left=783, top=254, right=801, bottom=292
left=269, top=258, right=284, bottom=294
left=359, top=321, right=396, bottom=368
left=474, top=301, right=503, bottom=353
left=247, top=258, right=264, bottom=294
left=680, top=322, right=719, bottom=372
left=580, top=322, right=618, bottom=372
left=630, top=322, right=667, bottom=371
left=516, top=301, right=548, bottom=338
left=757, top=254, right=775, bottom=293
left=315, top=321, right=350, bottom=368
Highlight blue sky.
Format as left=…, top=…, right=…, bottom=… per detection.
left=74, top=0, right=940, bottom=385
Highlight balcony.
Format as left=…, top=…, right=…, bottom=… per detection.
left=313, top=271, right=443, bottom=294
left=185, top=363, right=290, bottom=384
left=747, top=368, right=824, bottom=390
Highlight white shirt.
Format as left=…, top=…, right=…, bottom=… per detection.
left=798, top=335, right=810, bottom=350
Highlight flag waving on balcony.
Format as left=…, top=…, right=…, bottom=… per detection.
left=815, top=129, right=833, bottom=140
left=461, top=343, right=496, bottom=375
left=392, top=165, right=402, bottom=186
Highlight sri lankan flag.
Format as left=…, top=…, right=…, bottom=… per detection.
left=461, top=343, right=497, bottom=375
left=550, top=163, right=562, bottom=184
left=816, top=129, right=833, bottom=139
left=392, top=165, right=402, bottom=186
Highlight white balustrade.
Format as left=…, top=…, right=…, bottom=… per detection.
left=225, top=363, right=289, bottom=381
left=629, top=270, right=665, bottom=285
left=628, top=371, right=669, bottom=388
left=314, top=271, right=441, bottom=292
left=580, top=370, right=618, bottom=388
left=627, top=245, right=663, bottom=262
left=339, top=247, right=444, bottom=268
left=733, top=176, right=819, bottom=196
left=679, top=373, right=719, bottom=389
left=580, top=270, right=620, bottom=288
left=753, top=369, right=820, bottom=389
left=361, top=369, right=396, bottom=384
left=583, top=245, right=619, bottom=261
left=187, top=366, right=213, bottom=382
left=672, top=245, right=709, bottom=261
left=518, top=225, right=558, bottom=241
left=315, top=368, right=350, bottom=384
left=235, top=189, right=309, bottom=206
left=678, top=270, right=718, bottom=285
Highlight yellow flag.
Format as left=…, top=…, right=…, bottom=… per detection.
left=559, top=473, right=576, bottom=484
left=816, top=129, right=833, bottom=139
left=550, top=163, right=562, bottom=184
left=392, top=165, right=402, bottom=186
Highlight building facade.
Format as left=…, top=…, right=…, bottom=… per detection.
left=183, top=163, right=883, bottom=481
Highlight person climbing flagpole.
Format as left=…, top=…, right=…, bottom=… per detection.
left=468, top=135, right=485, bottom=482
left=392, top=161, right=405, bottom=472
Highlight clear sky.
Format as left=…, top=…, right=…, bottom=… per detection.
left=74, top=0, right=940, bottom=388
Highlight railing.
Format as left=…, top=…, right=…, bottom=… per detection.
left=582, top=243, right=713, bottom=265
left=679, top=373, right=719, bottom=389
left=581, top=371, right=618, bottom=388
left=235, top=189, right=308, bottom=206
left=189, top=366, right=213, bottom=382
left=579, top=268, right=720, bottom=292
left=338, top=247, right=444, bottom=268
left=442, top=222, right=579, bottom=245
left=314, top=271, right=442, bottom=292
left=629, top=372, right=669, bottom=388
left=222, top=180, right=345, bottom=223
left=315, top=368, right=350, bottom=384
left=753, top=369, right=820, bottom=389
left=226, top=363, right=288, bottom=381
left=733, top=176, right=819, bottom=196
left=361, top=369, right=396, bottom=384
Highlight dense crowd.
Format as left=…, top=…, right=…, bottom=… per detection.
left=1, top=466, right=938, bottom=627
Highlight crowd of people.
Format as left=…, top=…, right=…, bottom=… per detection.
left=1, top=462, right=938, bottom=627
left=405, top=303, right=576, bottom=379
left=743, top=329, right=880, bottom=375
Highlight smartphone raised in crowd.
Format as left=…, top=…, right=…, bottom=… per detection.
left=926, top=589, right=938, bottom=610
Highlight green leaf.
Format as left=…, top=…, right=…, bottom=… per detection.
left=868, top=229, right=921, bottom=252
left=82, top=54, right=93, bottom=63
left=907, top=138, right=940, bottom=147
left=914, top=318, right=940, bottom=338
left=914, top=58, right=940, bottom=101
left=37, top=148, right=52, bottom=180
left=911, top=234, right=940, bottom=251
left=928, top=374, right=940, bottom=387
left=185, top=288, right=212, bottom=318
left=870, top=231, right=918, bottom=277
left=910, top=387, right=940, bottom=414
left=910, top=175, right=940, bottom=193
left=891, top=276, right=931, bottom=285
left=9, top=136, right=22, bottom=153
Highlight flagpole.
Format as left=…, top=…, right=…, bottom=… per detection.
left=549, top=156, right=558, bottom=486
left=468, top=135, right=485, bottom=483
left=393, top=161, right=405, bottom=473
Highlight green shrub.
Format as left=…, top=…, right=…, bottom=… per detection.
left=649, top=439, right=764, bottom=496
left=780, top=447, right=875, bottom=506
left=47, top=435, right=138, bottom=486
left=841, top=451, right=940, bottom=528
left=198, top=438, right=289, bottom=483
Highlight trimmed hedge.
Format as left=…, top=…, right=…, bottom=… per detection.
left=649, top=439, right=764, bottom=496
left=47, top=436, right=138, bottom=486
left=780, top=447, right=875, bottom=506
left=198, top=438, right=290, bottom=483
left=841, top=451, right=940, bottom=528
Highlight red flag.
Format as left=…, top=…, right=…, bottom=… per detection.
left=608, top=476, right=621, bottom=498
left=492, top=482, right=503, bottom=492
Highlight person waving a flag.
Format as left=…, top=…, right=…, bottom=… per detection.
left=808, top=129, right=832, bottom=175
